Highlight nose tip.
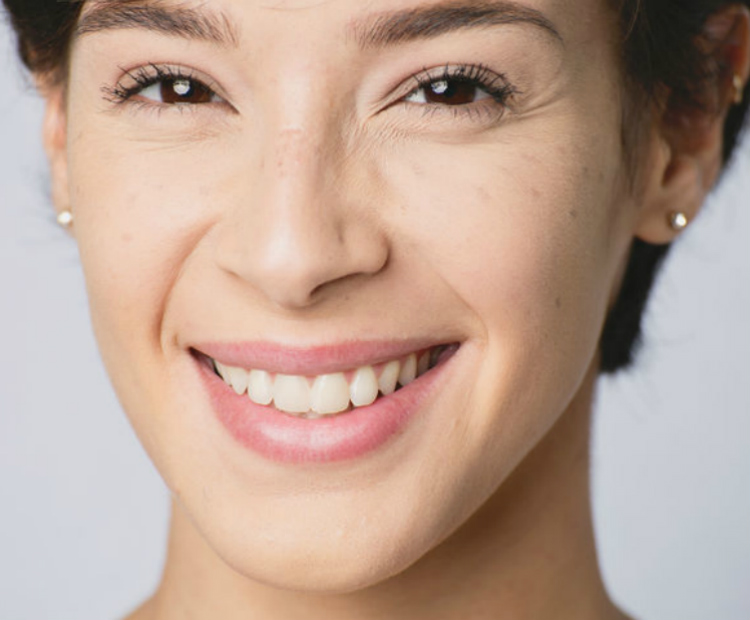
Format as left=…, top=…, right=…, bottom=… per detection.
left=238, top=212, right=389, bottom=309
left=214, top=176, right=389, bottom=310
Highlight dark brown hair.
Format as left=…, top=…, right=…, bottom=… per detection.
left=3, top=0, right=749, bottom=373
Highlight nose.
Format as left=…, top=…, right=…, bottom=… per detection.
left=214, top=126, right=389, bottom=310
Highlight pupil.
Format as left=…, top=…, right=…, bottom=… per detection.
left=427, top=80, right=477, bottom=105
left=159, top=78, right=213, bottom=104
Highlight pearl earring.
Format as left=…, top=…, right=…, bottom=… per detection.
left=669, top=211, right=688, bottom=231
left=734, top=74, right=744, bottom=105
left=57, top=210, right=74, bottom=228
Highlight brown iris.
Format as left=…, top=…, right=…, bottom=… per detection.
left=159, top=78, right=214, bottom=104
left=422, top=79, right=481, bottom=105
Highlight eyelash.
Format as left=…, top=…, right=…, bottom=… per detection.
left=102, top=62, right=517, bottom=119
left=102, top=63, right=221, bottom=106
left=407, top=63, right=517, bottom=109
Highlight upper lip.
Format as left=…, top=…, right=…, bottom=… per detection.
left=191, top=339, right=453, bottom=376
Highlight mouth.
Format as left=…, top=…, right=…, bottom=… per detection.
left=190, top=338, right=462, bottom=463
left=195, top=343, right=459, bottom=420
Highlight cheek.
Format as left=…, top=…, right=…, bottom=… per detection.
left=64, top=119, right=239, bottom=447
left=385, top=135, right=626, bottom=434
left=67, top=125, right=230, bottom=327
left=390, top=140, right=620, bottom=319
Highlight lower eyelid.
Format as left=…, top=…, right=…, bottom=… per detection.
left=400, top=98, right=508, bottom=123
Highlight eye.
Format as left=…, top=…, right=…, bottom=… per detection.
left=139, top=77, right=219, bottom=105
left=104, top=64, right=226, bottom=108
left=401, top=65, right=516, bottom=111
left=405, top=78, right=492, bottom=106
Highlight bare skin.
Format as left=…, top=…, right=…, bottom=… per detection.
left=125, top=358, right=634, bottom=620
left=38, top=0, right=749, bottom=618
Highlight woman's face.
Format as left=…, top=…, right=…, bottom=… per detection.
left=52, top=0, right=660, bottom=591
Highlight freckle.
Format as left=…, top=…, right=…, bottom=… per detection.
left=568, top=210, right=578, bottom=219
left=555, top=297, right=562, bottom=309
left=475, top=185, right=491, bottom=201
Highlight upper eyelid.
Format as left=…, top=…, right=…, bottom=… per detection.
left=397, top=64, right=518, bottom=107
left=136, top=65, right=216, bottom=92
left=107, top=62, right=228, bottom=103
left=404, top=64, right=512, bottom=91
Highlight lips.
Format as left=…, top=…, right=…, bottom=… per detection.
left=190, top=340, right=460, bottom=463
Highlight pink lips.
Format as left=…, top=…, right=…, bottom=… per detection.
left=192, top=341, right=458, bottom=464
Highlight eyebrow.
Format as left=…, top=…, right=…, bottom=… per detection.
left=75, top=1, right=240, bottom=46
left=350, top=1, right=563, bottom=49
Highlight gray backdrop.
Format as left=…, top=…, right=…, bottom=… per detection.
left=1, top=16, right=748, bottom=620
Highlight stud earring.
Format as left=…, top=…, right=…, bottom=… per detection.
left=669, top=211, right=689, bottom=231
left=734, top=74, right=744, bottom=105
left=57, top=210, right=74, bottom=228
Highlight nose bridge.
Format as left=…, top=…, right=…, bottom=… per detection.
left=272, top=124, right=328, bottom=217
left=262, top=122, right=346, bottom=279
left=216, top=98, right=388, bottom=310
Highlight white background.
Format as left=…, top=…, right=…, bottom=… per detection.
left=1, top=15, right=748, bottom=620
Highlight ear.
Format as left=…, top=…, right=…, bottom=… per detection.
left=41, top=83, right=73, bottom=235
left=636, top=4, right=750, bottom=244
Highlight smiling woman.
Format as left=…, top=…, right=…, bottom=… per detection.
left=1, top=0, right=749, bottom=619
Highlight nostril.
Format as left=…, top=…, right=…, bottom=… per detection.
left=211, top=162, right=390, bottom=310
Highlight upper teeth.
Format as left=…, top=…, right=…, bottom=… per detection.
left=212, top=349, right=440, bottom=418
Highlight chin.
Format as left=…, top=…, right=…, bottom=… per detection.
left=207, top=517, right=439, bottom=594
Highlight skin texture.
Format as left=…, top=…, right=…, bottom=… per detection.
left=39, top=0, right=749, bottom=618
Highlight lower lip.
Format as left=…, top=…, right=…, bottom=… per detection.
left=193, top=349, right=456, bottom=464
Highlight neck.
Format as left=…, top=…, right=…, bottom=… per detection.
left=135, top=362, right=626, bottom=620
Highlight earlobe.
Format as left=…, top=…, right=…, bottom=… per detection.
left=634, top=147, right=705, bottom=245
left=635, top=5, right=750, bottom=246
left=633, top=76, right=723, bottom=245
left=42, top=86, right=73, bottom=233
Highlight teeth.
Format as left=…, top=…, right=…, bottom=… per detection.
left=311, top=373, right=351, bottom=415
left=273, top=374, right=311, bottom=414
left=211, top=345, right=448, bottom=417
left=248, top=369, right=273, bottom=405
left=349, top=366, right=379, bottom=407
left=226, top=366, right=249, bottom=395
left=378, top=360, right=400, bottom=396
left=398, top=353, right=417, bottom=386
left=417, top=351, right=430, bottom=376
left=215, top=361, right=230, bottom=383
